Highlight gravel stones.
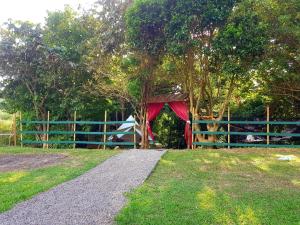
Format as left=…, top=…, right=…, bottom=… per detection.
left=0, top=150, right=166, bottom=225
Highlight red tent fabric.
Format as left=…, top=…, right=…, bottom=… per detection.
left=146, top=103, right=164, bottom=141
left=146, top=101, right=192, bottom=148
left=168, top=101, right=192, bottom=148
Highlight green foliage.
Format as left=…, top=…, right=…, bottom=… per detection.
left=0, top=20, right=71, bottom=117
left=0, top=0, right=299, bottom=141
left=164, top=0, right=236, bottom=55
left=126, top=0, right=167, bottom=57
left=43, top=8, right=109, bottom=119
left=255, top=0, right=300, bottom=119
left=152, top=106, right=186, bottom=149
left=0, top=7, right=113, bottom=123
left=231, top=98, right=266, bottom=119
left=125, top=0, right=270, bottom=124
left=214, top=0, right=268, bottom=74
left=127, top=78, right=141, bottom=100
left=92, top=0, right=132, bottom=53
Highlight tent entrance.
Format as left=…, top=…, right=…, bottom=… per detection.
left=146, top=94, right=192, bottom=148
left=151, top=105, right=187, bottom=149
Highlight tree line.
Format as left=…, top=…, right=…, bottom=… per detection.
left=0, top=0, right=299, bottom=147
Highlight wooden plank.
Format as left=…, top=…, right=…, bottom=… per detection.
left=21, top=120, right=300, bottom=125
left=267, top=106, right=270, bottom=146
left=73, top=111, right=77, bottom=150
left=191, top=108, right=194, bottom=150
left=134, top=115, right=137, bottom=149
left=103, top=111, right=107, bottom=150
left=228, top=107, right=230, bottom=149
left=192, top=142, right=300, bottom=148
left=21, top=120, right=135, bottom=125
left=20, top=112, right=23, bottom=148
left=13, top=113, right=17, bottom=146
left=0, top=134, right=13, bottom=136
left=193, top=131, right=300, bottom=137
left=22, top=140, right=135, bottom=146
left=20, top=131, right=136, bottom=135
left=46, top=111, right=50, bottom=149
left=193, top=120, right=300, bottom=125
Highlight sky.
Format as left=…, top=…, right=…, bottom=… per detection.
left=0, top=0, right=95, bottom=24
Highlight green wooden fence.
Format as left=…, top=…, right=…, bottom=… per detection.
left=192, top=120, right=300, bottom=148
left=19, top=120, right=137, bottom=148
left=18, top=118, right=300, bottom=149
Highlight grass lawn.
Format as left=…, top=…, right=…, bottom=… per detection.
left=0, top=147, right=119, bottom=213
left=116, top=149, right=300, bottom=225
left=0, top=110, right=13, bottom=146
left=0, top=110, right=12, bottom=132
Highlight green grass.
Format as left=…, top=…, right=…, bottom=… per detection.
left=116, top=149, right=300, bottom=225
left=0, top=110, right=12, bottom=132
left=0, top=110, right=12, bottom=121
left=0, top=110, right=13, bottom=146
left=0, top=147, right=119, bottom=212
left=0, top=120, right=11, bottom=132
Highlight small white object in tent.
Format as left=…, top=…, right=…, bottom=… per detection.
left=108, top=115, right=153, bottom=142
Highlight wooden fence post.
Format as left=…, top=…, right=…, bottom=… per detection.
left=46, top=111, right=50, bottom=149
left=13, top=113, right=17, bottom=146
left=20, top=112, right=23, bottom=148
left=73, top=111, right=77, bottom=150
left=192, top=108, right=194, bottom=150
left=134, top=115, right=137, bottom=149
left=103, top=111, right=107, bottom=150
left=267, top=106, right=270, bottom=146
left=228, top=107, right=230, bottom=149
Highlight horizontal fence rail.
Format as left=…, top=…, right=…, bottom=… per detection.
left=193, top=131, right=300, bottom=137
left=21, top=120, right=135, bottom=125
left=22, top=140, right=134, bottom=146
left=192, top=142, right=300, bottom=148
left=0, top=133, right=12, bottom=136
left=19, top=119, right=137, bottom=149
left=192, top=120, right=300, bottom=148
left=19, top=131, right=135, bottom=135
left=193, top=120, right=300, bottom=125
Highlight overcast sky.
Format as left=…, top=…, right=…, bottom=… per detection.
left=0, top=0, right=95, bottom=24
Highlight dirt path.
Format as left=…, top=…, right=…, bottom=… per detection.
left=0, top=150, right=166, bottom=225
left=0, top=154, right=67, bottom=172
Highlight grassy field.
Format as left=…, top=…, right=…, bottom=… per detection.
left=0, top=147, right=119, bottom=213
left=0, top=110, right=12, bottom=131
left=0, top=110, right=13, bottom=146
left=116, top=149, right=300, bottom=225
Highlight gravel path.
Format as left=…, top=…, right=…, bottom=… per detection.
left=0, top=150, right=166, bottom=225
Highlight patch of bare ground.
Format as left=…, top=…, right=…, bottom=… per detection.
left=0, top=154, right=68, bottom=172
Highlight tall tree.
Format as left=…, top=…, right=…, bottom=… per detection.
left=83, top=0, right=137, bottom=121
left=43, top=7, right=109, bottom=120
left=256, top=0, right=300, bottom=119
left=126, top=0, right=268, bottom=143
left=0, top=21, right=74, bottom=143
left=126, top=0, right=169, bottom=147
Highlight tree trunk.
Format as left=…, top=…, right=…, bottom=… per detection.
left=207, top=123, right=218, bottom=142
left=120, top=100, right=125, bottom=121
left=139, top=54, right=156, bottom=149
left=140, top=81, right=150, bottom=149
